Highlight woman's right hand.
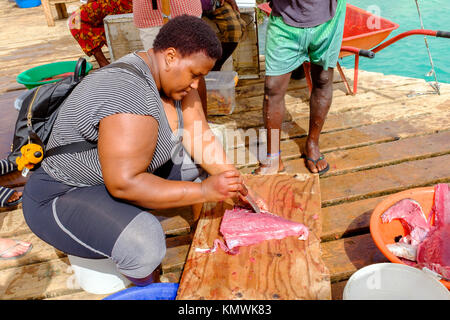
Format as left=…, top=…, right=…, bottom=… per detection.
left=200, top=170, right=246, bottom=202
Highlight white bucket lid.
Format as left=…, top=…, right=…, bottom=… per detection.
left=343, top=263, right=450, bottom=300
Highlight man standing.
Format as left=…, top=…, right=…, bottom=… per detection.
left=254, top=0, right=346, bottom=175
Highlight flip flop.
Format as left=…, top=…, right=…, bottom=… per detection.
left=304, top=153, right=330, bottom=176
left=0, top=240, right=33, bottom=260
left=0, top=186, right=22, bottom=208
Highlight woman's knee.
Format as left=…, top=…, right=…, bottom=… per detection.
left=111, top=212, right=166, bottom=279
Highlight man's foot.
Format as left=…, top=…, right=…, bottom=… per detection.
left=251, top=154, right=285, bottom=175
left=304, top=141, right=329, bottom=175
left=0, top=238, right=32, bottom=260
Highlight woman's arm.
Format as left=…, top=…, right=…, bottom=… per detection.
left=98, top=113, right=244, bottom=209
left=180, top=89, right=237, bottom=176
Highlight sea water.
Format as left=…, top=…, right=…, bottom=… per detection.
left=258, top=0, right=450, bottom=83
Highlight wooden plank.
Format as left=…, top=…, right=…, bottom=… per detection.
left=321, top=196, right=389, bottom=242
left=331, top=280, right=347, bottom=300
left=236, top=114, right=450, bottom=170
left=321, top=154, right=450, bottom=206
left=177, top=174, right=331, bottom=300
left=322, top=233, right=389, bottom=283
left=0, top=257, right=82, bottom=300
left=213, top=96, right=450, bottom=149
left=279, top=130, right=450, bottom=178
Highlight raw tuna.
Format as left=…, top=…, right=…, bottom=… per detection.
left=416, top=184, right=450, bottom=278
left=196, top=207, right=309, bottom=255
left=381, top=198, right=430, bottom=245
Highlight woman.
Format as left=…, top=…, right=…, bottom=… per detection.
left=22, top=15, right=254, bottom=286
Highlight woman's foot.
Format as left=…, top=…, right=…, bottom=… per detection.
left=0, top=187, right=22, bottom=208
left=0, top=238, right=32, bottom=260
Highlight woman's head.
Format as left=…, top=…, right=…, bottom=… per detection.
left=153, top=15, right=223, bottom=100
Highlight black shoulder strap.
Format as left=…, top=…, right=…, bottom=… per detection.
left=45, top=62, right=148, bottom=158
left=152, top=0, right=157, bottom=9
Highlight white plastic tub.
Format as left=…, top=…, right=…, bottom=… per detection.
left=343, top=263, right=450, bottom=300
left=68, top=255, right=131, bottom=295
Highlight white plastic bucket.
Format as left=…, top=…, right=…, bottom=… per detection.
left=68, top=255, right=131, bottom=295
left=343, top=263, right=450, bottom=300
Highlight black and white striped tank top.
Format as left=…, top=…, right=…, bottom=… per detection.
left=42, top=52, right=183, bottom=187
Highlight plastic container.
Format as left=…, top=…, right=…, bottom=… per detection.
left=68, top=255, right=131, bottom=295
left=15, top=0, right=41, bottom=8
left=17, top=60, right=93, bottom=89
left=205, top=71, right=238, bottom=115
left=103, top=283, right=179, bottom=300
left=370, top=186, right=450, bottom=289
left=343, top=263, right=450, bottom=300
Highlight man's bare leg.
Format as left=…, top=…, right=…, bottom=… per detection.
left=305, top=64, right=334, bottom=173
left=253, top=72, right=292, bottom=174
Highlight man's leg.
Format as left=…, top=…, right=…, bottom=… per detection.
left=305, top=63, right=334, bottom=173
left=253, top=73, right=292, bottom=174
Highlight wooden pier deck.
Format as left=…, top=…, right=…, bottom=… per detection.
left=1, top=0, right=449, bottom=300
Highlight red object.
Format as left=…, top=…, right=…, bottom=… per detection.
left=417, top=184, right=450, bottom=280
left=220, top=208, right=309, bottom=253
left=41, top=72, right=74, bottom=82
left=197, top=207, right=309, bottom=255
left=370, top=186, right=450, bottom=289
left=258, top=3, right=446, bottom=95
left=381, top=198, right=431, bottom=246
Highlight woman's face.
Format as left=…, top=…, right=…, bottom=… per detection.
left=160, top=49, right=216, bottom=101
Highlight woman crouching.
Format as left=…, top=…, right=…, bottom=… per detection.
left=22, top=15, right=254, bottom=286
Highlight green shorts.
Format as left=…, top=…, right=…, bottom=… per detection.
left=265, top=0, right=346, bottom=76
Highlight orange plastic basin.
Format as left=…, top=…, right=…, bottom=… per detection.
left=370, top=187, right=449, bottom=289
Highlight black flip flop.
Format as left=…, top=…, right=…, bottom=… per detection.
left=0, top=186, right=22, bottom=208
left=304, top=154, right=330, bottom=176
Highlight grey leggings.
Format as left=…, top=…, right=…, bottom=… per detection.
left=22, top=151, right=206, bottom=279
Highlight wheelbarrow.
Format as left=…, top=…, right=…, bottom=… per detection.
left=257, top=2, right=450, bottom=95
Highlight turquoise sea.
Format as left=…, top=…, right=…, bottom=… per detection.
left=258, top=0, right=450, bottom=83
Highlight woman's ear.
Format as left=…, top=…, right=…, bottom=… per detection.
left=164, top=47, right=177, bottom=71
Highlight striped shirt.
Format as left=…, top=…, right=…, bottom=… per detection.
left=42, top=52, right=183, bottom=187
left=133, top=0, right=202, bottom=28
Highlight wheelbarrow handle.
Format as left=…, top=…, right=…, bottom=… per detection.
left=358, top=49, right=375, bottom=59
left=340, top=46, right=375, bottom=59
left=436, top=30, right=450, bottom=39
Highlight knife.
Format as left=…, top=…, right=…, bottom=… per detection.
left=245, top=193, right=261, bottom=213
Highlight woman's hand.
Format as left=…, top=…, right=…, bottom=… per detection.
left=201, top=170, right=247, bottom=202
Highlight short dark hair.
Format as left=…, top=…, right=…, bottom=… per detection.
left=153, top=15, right=222, bottom=60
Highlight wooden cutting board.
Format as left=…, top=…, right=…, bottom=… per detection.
left=177, top=173, right=331, bottom=300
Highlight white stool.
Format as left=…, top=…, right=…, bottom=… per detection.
left=68, top=255, right=131, bottom=294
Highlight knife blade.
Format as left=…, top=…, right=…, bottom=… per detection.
left=245, top=194, right=261, bottom=213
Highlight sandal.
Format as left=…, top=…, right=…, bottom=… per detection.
left=304, top=153, right=330, bottom=176
left=0, top=186, right=22, bottom=208
left=0, top=240, right=33, bottom=260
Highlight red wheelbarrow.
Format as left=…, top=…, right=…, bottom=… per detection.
left=258, top=2, right=450, bottom=95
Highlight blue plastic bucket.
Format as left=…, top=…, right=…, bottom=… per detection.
left=15, top=0, right=41, bottom=8
left=103, top=283, right=179, bottom=300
